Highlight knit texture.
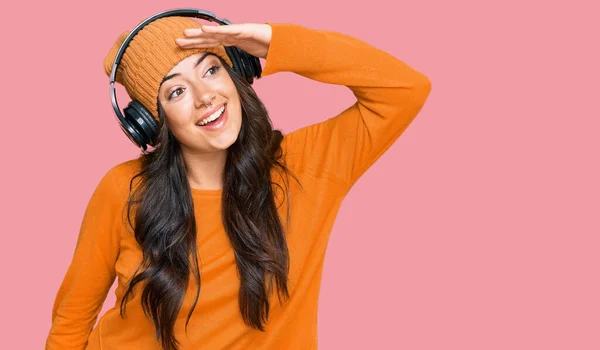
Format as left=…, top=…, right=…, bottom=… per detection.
left=103, top=16, right=234, bottom=122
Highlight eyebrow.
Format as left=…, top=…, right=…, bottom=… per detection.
left=159, top=52, right=213, bottom=88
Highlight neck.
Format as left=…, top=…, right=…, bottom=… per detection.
left=182, top=148, right=228, bottom=191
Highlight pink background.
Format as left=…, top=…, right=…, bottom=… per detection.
left=1, top=0, right=598, bottom=349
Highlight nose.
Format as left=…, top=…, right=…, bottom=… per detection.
left=192, top=82, right=216, bottom=109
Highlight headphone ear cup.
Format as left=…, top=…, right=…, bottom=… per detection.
left=224, top=46, right=262, bottom=84
left=224, top=46, right=245, bottom=80
left=117, top=116, right=147, bottom=151
left=238, top=49, right=262, bottom=82
left=123, top=100, right=159, bottom=147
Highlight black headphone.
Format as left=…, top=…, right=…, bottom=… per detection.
left=108, top=8, right=263, bottom=151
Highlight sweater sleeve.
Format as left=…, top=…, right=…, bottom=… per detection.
left=261, top=23, right=432, bottom=193
left=46, top=167, right=123, bottom=349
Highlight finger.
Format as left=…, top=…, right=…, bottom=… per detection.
left=199, top=23, right=243, bottom=35
left=183, top=27, right=206, bottom=37
left=183, top=25, right=222, bottom=37
left=182, top=28, right=234, bottom=42
left=176, top=37, right=221, bottom=47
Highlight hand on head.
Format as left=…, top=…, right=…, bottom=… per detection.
left=176, top=23, right=272, bottom=60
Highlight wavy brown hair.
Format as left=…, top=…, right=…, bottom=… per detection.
left=118, top=54, right=302, bottom=350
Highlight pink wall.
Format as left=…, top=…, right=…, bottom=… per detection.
left=2, top=0, right=598, bottom=349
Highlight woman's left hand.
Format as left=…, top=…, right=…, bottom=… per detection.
left=176, top=23, right=272, bottom=59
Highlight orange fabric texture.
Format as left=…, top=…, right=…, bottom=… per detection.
left=46, top=22, right=431, bottom=349
left=103, top=16, right=233, bottom=123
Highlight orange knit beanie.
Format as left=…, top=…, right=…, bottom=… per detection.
left=103, top=16, right=234, bottom=123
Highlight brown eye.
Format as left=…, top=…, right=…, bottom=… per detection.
left=168, top=87, right=184, bottom=100
left=205, top=64, right=222, bottom=77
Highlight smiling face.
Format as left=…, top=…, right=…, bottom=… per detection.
left=157, top=52, right=242, bottom=154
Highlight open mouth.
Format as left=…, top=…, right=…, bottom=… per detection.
left=196, top=104, right=228, bottom=130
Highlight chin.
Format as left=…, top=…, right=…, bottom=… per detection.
left=199, top=126, right=237, bottom=150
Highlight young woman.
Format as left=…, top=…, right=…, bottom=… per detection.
left=46, top=12, right=431, bottom=350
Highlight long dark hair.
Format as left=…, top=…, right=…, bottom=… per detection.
left=118, top=54, right=302, bottom=350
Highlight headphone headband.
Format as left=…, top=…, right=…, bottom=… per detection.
left=108, top=8, right=262, bottom=151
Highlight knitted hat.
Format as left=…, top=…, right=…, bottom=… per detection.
left=103, top=16, right=234, bottom=123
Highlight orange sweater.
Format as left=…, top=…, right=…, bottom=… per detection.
left=46, top=23, right=431, bottom=349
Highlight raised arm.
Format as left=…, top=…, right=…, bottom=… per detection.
left=261, top=23, right=432, bottom=193
left=45, top=168, right=123, bottom=349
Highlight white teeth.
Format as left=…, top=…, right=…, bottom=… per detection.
left=197, top=106, right=225, bottom=126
